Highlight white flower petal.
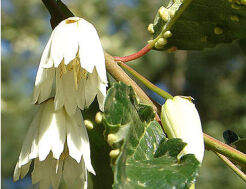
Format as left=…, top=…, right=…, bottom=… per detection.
left=66, top=110, right=95, bottom=174
left=63, top=156, right=87, bottom=188
left=66, top=110, right=84, bottom=163
left=61, top=21, right=79, bottom=65
left=32, top=159, right=43, bottom=184
left=50, top=19, right=79, bottom=67
left=80, top=133, right=95, bottom=175
left=75, top=112, right=95, bottom=174
left=13, top=163, right=21, bottom=182
left=32, top=153, right=62, bottom=189
left=50, top=160, right=63, bottom=189
left=76, top=79, right=86, bottom=110
left=54, top=69, right=64, bottom=111
left=84, top=69, right=98, bottom=108
left=39, top=31, right=54, bottom=68
left=97, top=90, right=105, bottom=112
left=96, top=80, right=107, bottom=111
left=78, top=19, right=105, bottom=74
left=20, top=161, right=31, bottom=179
left=38, top=100, right=66, bottom=161
left=32, top=67, right=55, bottom=104
left=55, top=70, right=78, bottom=115
left=29, top=131, right=39, bottom=159
left=18, top=106, right=45, bottom=167
left=49, top=26, right=65, bottom=67
left=77, top=20, right=96, bottom=73
left=98, top=79, right=107, bottom=96
left=39, top=180, right=50, bottom=189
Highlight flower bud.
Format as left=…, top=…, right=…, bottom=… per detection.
left=84, top=120, right=94, bottom=130
left=159, top=6, right=170, bottom=22
left=107, top=133, right=118, bottom=146
left=147, top=23, right=155, bottom=34
left=163, top=31, right=172, bottom=38
left=95, top=112, right=103, bottom=124
left=109, top=149, right=120, bottom=158
left=161, top=96, right=204, bottom=163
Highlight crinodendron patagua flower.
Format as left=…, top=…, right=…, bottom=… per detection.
left=32, top=17, right=107, bottom=115
left=14, top=98, right=95, bottom=189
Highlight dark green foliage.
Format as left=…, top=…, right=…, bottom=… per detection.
left=152, top=0, right=246, bottom=50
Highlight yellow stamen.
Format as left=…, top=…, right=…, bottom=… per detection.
left=73, top=59, right=80, bottom=90
left=81, top=69, right=88, bottom=80
left=58, top=61, right=67, bottom=78
left=58, top=56, right=89, bottom=90
left=60, top=148, right=69, bottom=161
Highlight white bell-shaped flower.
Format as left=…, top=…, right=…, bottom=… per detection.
left=13, top=98, right=95, bottom=189
left=161, top=96, right=204, bottom=163
left=33, top=17, right=107, bottom=115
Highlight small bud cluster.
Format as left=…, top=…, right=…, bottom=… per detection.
left=106, top=132, right=121, bottom=159
left=147, top=5, right=176, bottom=50
left=154, top=30, right=173, bottom=49
left=159, top=6, right=170, bottom=22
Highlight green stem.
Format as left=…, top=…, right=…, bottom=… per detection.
left=204, top=133, right=246, bottom=167
left=118, top=62, right=173, bottom=100
left=215, top=152, right=246, bottom=183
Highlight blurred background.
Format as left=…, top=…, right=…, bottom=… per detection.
left=2, top=0, right=246, bottom=188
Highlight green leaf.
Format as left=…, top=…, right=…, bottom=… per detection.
left=151, top=0, right=246, bottom=50
left=103, top=82, right=200, bottom=189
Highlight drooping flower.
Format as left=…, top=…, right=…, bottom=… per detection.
left=13, top=98, right=95, bottom=189
left=161, top=96, right=204, bottom=163
left=32, top=17, right=107, bottom=115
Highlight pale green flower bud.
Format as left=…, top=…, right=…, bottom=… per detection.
left=95, top=112, right=103, bottom=124
left=84, top=120, right=94, bottom=130
left=147, top=23, right=155, bottom=34
left=158, top=6, right=170, bottom=22
left=163, top=31, right=172, bottom=38
left=107, top=133, right=118, bottom=146
left=161, top=96, right=204, bottom=163
left=109, top=149, right=120, bottom=158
